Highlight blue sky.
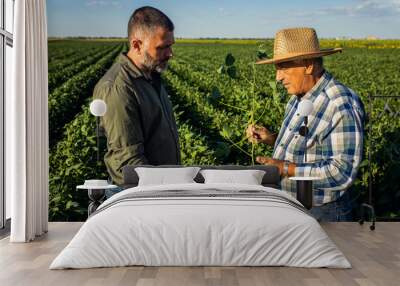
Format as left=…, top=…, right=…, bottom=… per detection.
left=47, top=0, right=400, bottom=38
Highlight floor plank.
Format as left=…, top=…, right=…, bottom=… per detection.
left=0, top=222, right=399, bottom=286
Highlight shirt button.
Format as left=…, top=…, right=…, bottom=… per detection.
left=289, top=128, right=292, bottom=131
left=280, top=143, right=284, bottom=147
left=295, top=135, right=298, bottom=139
left=296, top=113, right=300, bottom=116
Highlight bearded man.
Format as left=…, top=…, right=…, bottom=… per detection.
left=93, top=6, right=180, bottom=186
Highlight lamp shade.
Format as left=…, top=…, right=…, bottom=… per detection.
left=90, top=99, right=107, bottom=117
left=298, top=99, right=313, bottom=116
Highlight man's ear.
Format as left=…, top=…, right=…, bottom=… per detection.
left=130, top=38, right=142, bottom=54
left=304, top=59, right=314, bottom=75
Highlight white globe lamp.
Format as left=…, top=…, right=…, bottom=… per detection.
left=89, top=99, right=107, bottom=162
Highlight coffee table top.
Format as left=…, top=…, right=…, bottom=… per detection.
left=76, top=184, right=118, bottom=190
left=289, top=176, right=321, bottom=181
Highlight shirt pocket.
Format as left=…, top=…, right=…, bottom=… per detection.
left=307, top=135, right=322, bottom=162
left=285, top=133, right=320, bottom=163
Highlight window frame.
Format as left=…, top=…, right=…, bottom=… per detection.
left=0, top=0, right=13, bottom=232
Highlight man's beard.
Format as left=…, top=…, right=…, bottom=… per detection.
left=142, top=51, right=169, bottom=74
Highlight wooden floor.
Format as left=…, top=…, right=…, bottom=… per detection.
left=0, top=222, right=399, bottom=286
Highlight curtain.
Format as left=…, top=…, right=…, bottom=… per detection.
left=7, top=0, right=49, bottom=242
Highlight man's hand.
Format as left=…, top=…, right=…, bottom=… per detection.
left=256, top=156, right=296, bottom=177
left=256, top=156, right=284, bottom=174
left=246, top=124, right=276, bottom=145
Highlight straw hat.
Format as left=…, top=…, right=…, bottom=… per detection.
left=256, top=27, right=342, bottom=65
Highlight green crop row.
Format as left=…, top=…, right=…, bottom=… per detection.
left=164, top=69, right=277, bottom=165
left=49, top=45, right=102, bottom=72
left=48, top=40, right=115, bottom=60
left=48, top=44, right=124, bottom=146
left=48, top=45, right=119, bottom=93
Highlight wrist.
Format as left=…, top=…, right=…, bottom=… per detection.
left=281, top=161, right=289, bottom=177
left=281, top=161, right=296, bottom=177
left=288, top=162, right=296, bottom=177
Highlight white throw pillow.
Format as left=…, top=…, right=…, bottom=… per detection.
left=200, top=169, right=265, bottom=185
left=135, top=167, right=201, bottom=186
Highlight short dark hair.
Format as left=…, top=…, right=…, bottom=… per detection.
left=127, top=6, right=174, bottom=41
left=313, top=57, right=323, bottom=67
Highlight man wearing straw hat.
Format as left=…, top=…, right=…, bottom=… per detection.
left=247, top=27, right=365, bottom=221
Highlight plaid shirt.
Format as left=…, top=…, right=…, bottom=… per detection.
left=273, top=71, right=365, bottom=205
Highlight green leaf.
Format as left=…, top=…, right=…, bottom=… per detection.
left=225, top=53, right=235, bottom=66
left=49, top=176, right=61, bottom=183
left=226, top=66, right=237, bottom=79
left=209, top=87, right=221, bottom=104
left=66, top=200, right=73, bottom=210
left=220, top=125, right=233, bottom=138
left=257, top=49, right=268, bottom=60
left=217, top=65, right=225, bottom=74
left=197, top=146, right=207, bottom=153
left=359, top=159, right=369, bottom=168
left=184, top=133, right=192, bottom=141
left=215, top=141, right=230, bottom=159
left=269, top=81, right=277, bottom=91
left=65, top=163, right=82, bottom=176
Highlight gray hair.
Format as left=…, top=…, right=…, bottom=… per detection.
left=291, top=57, right=324, bottom=73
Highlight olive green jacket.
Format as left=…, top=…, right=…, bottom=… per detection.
left=93, top=53, right=180, bottom=185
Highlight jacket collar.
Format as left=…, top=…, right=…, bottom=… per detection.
left=119, top=53, right=150, bottom=80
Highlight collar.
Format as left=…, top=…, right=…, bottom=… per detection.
left=298, top=70, right=332, bottom=102
left=119, top=53, right=156, bottom=80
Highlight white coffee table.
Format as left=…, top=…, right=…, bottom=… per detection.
left=77, top=184, right=118, bottom=216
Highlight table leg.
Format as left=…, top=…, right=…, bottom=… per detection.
left=87, top=189, right=106, bottom=216
left=296, top=181, right=313, bottom=210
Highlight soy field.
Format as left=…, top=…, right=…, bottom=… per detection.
left=48, top=39, right=400, bottom=221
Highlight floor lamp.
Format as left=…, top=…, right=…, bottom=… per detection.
left=291, top=99, right=315, bottom=210
left=82, top=99, right=109, bottom=216
left=89, top=99, right=107, bottom=162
